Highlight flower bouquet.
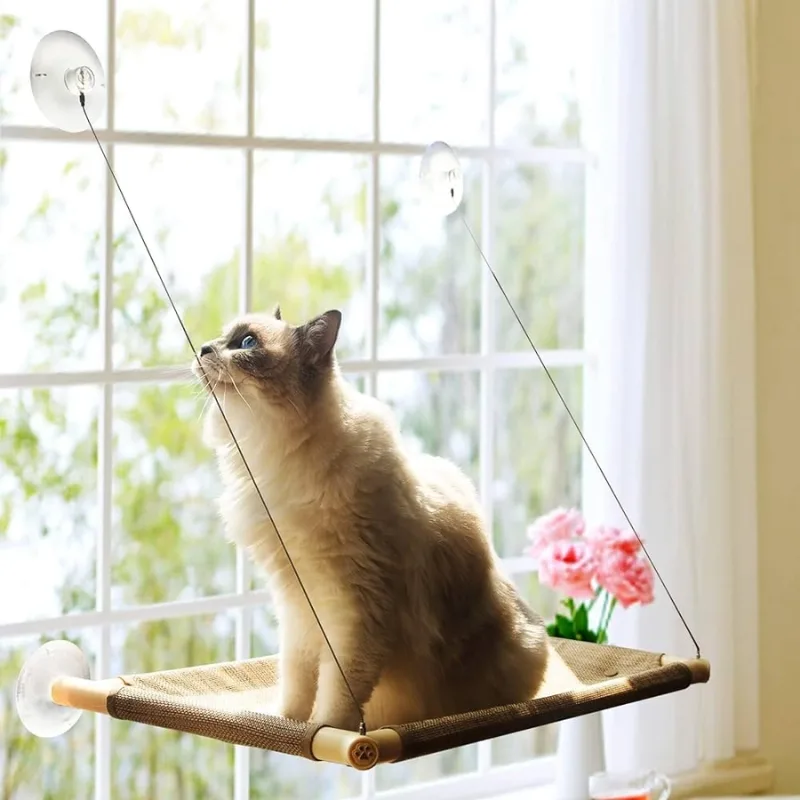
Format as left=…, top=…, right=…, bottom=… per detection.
left=525, top=508, right=655, bottom=644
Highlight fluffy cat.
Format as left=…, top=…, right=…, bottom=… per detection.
left=193, top=305, right=549, bottom=732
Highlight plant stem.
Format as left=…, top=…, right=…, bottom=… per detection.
left=597, top=590, right=609, bottom=635
left=598, top=597, right=618, bottom=642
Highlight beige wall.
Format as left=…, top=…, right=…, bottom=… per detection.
left=754, top=0, right=800, bottom=792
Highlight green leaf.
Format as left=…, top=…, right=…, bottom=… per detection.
left=546, top=622, right=559, bottom=637
left=573, top=603, right=589, bottom=635
left=555, top=613, right=575, bottom=639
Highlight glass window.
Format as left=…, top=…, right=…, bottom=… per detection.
left=0, top=2, right=592, bottom=797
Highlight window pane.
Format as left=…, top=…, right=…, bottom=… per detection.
left=380, top=0, right=490, bottom=146
left=379, top=155, right=483, bottom=359
left=252, top=151, right=368, bottom=361
left=250, top=604, right=278, bottom=656
left=0, top=141, right=103, bottom=373
left=111, top=382, right=235, bottom=606
left=493, top=161, right=585, bottom=352
left=342, top=372, right=368, bottom=393
left=1, top=629, right=98, bottom=798
left=249, top=608, right=363, bottom=800
left=0, top=387, right=98, bottom=625
left=495, top=0, right=587, bottom=147
left=376, top=370, right=480, bottom=486
left=110, top=613, right=235, bottom=799
left=115, top=0, right=246, bottom=134
left=492, top=367, right=583, bottom=558
left=0, top=3, right=108, bottom=128
left=255, top=0, right=372, bottom=141
left=112, top=146, right=240, bottom=370
left=491, top=570, right=558, bottom=766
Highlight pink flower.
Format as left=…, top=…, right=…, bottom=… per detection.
left=537, top=539, right=597, bottom=600
left=596, top=550, right=655, bottom=608
left=585, top=525, right=642, bottom=557
left=526, top=507, right=585, bottom=559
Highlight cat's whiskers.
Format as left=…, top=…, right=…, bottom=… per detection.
left=227, top=370, right=254, bottom=415
left=197, top=375, right=222, bottom=421
left=191, top=374, right=211, bottom=401
left=217, top=384, right=254, bottom=449
left=198, top=389, right=216, bottom=421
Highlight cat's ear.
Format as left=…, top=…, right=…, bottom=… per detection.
left=273, top=303, right=282, bottom=320
left=298, top=309, right=342, bottom=364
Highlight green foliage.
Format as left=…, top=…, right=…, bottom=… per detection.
left=547, top=603, right=598, bottom=642
left=117, top=9, right=194, bottom=49
left=546, top=595, right=612, bottom=645
left=0, top=15, right=19, bottom=120
left=0, top=15, right=18, bottom=37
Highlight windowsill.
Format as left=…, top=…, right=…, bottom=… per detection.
left=482, top=753, right=775, bottom=800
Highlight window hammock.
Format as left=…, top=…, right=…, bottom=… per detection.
left=36, top=638, right=708, bottom=770
left=17, top=30, right=711, bottom=770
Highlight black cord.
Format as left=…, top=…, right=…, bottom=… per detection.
left=79, top=94, right=367, bottom=733
left=460, top=217, right=702, bottom=660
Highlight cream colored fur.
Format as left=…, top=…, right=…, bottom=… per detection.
left=193, top=307, right=549, bottom=731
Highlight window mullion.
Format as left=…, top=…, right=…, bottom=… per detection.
left=366, top=0, right=381, bottom=404
left=0, top=124, right=589, bottom=165
left=95, top=1, right=116, bottom=799
left=234, top=3, right=256, bottom=800
left=362, top=4, right=381, bottom=798
left=477, top=0, right=498, bottom=776
left=367, top=153, right=380, bottom=400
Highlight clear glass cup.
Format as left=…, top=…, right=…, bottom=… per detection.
left=589, top=770, right=671, bottom=800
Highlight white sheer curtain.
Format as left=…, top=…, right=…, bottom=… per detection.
left=578, top=0, right=758, bottom=775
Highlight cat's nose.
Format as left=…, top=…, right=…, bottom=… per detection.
left=199, top=343, right=214, bottom=357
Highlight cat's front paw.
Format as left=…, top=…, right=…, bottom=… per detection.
left=277, top=694, right=315, bottom=723
left=310, top=702, right=363, bottom=732
left=260, top=695, right=311, bottom=722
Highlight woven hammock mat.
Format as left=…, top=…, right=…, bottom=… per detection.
left=106, top=655, right=322, bottom=758
left=383, top=639, right=694, bottom=760
left=104, top=640, right=694, bottom=761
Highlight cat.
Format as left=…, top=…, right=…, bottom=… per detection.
left=193, top=305, right=550, bottom=732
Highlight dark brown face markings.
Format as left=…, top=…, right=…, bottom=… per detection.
left=231, top=346, right=276, bottom=379
left=208, top=308, right=343, bottom=414
left=225, top=323, right=257, bottom=350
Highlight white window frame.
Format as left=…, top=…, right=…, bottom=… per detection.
left=0, top=1, right=592, bottom=798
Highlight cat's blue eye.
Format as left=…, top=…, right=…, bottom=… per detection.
left=240, top=335, right=257, bottom=349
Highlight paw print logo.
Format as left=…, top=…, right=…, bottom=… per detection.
left=352, top=741, right=377, bottom=767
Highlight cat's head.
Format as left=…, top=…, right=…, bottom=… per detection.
left=191, top=304, right=342, bottom=420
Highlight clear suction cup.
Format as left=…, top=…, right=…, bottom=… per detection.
left=419, top=141, right=464, bottom=217
left=15, top=640, right=90, bottom=738
left=30, top=30, right=107, bottom=133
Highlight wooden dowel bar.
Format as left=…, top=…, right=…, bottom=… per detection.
left=660, top=654, right=711, bottom=683
left=309, top=727, right=381, bottom=769
left=50, top=677, right=124, bottom=714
